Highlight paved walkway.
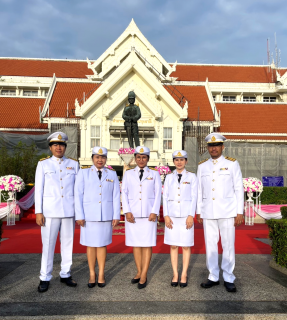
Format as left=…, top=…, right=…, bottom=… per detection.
left=0, top=253, right=286, bottom=319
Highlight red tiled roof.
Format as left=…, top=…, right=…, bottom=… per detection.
left=165, top=85, right=214, bottom=120
left=225, top=135, right=287, bottom=141
left=170, top=65, right=287, bottom=83
left=0, top=97, right=47, bottom=129
left=48, top=82, right=101, bottom=118
left=0, top=59, right=93, bottom=78
left=217, top=103, right=287, bottom=134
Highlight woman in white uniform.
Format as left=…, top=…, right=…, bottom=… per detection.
left=75, top=147, right=120, bottom=288
left=163, top=150, right=198, bottom=287
left=122, top=146, right=162, bottom=289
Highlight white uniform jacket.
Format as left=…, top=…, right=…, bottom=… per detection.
left=122, top=166, right=162, bottom=218
left=35, top=156, right=79, bottom=218
left=74, top=165, right=120, bottom=222
left=163, top=169, right=198, bottom=218
left=197, top=155, right=244, bottom=219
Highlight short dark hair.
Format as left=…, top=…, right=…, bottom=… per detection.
left=49, top=142, right=67, bottom=147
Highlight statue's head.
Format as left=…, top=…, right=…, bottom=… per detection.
left=128, top=91, right=136, bottom=105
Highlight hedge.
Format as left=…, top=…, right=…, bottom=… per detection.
left=267, top=217, right=287, bottom=269
left=0, top=220, right=2, bottom=245
left=260, top=187, right=287, bottom=204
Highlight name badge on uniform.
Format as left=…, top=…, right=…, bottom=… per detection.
left=66, top=167, right=74, bottom=170
left=220, top=168, right=228, bottom=171
left=106, top=179, right=113, bottom=182
left=183, top=182, right=190, bottom=184
left=146, top=177, right=153, bottom=180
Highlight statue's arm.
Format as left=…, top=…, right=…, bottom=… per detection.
left=133, top=106, right=141, bottom=122
left=122, top=108, right=130, bottom=121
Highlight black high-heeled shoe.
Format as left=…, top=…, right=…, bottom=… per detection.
left=98, top=277, right=106, bottom=288
left=138, top=279, right=147, bottom=289
left=171, top=278, right=179, bottom=287
left=180, top=277, right=188, bottom=288
left=88, top=282, right=96, bottom=288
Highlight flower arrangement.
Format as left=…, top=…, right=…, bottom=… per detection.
left=0, top=175, right=25, bottom=192
left=118, top=148, right=135, bottom=155
left=155, top=165, right=171, bottom=176
left=243, top=177, right=263, bottom=193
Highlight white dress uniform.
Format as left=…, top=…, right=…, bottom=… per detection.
left=35, top=132, right=79, bottom=281
left=163, top=151, right=198, bottom=247
left=122, top=146, right=162, bottom=247
left=74, top=147, right=121, bottom=247
left=197, top=133, right=244, bottom=283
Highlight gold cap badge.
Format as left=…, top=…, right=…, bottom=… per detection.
left=211, top=136, right=216, bottom=142
left=140, top=148, right=144, bottom=153
left=98, top=148, right=103, bottom=154
left=58, top=134, right=62, bottom=140
left=177, top=152, right=182, bottom=157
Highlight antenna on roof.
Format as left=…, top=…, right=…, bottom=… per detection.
left=267, top=38, right=270, bottom=71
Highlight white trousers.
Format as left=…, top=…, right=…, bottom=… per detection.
left=203, top=218, right=236, bottom=283
left=40, top=217, right=75, bottom=281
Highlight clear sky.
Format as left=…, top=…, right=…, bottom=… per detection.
left=0, top=0, right=286, bottom=66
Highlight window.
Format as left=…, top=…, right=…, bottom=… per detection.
left=213, top=95, right=216, bottom=101
left=163, top=128, right=172, bottom=150
left=1, top=89, right=16, bottom=96
left=91, top=126, right=100, bottom=148
left=144, top=139, right=153, bottom=150
left=263, top=96, right=276, bottom=103
left=110, top=139, right=120, bottom=149
left=123, top=140, right=130, bottom=148
left=44, top=91, right=48, bottom=97
left=23, top=90, right=38, bottom=97
left=243, top=96, right=256, bottom=102
left=223, top=96, right=236, bottom=102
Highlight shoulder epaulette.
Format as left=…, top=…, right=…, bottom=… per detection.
left=198, top=158, right=208, bottom=165
left=225, top=156, right=236, bottom=162
left=186, top=170, right=195, bottom=173
left=149, top=167, right=158, bottom=171
left=68, top=157, right=78, bottom=161
left=126, top=168, right=132, bottom=171
left=40, top=156, right=50, bottom=161
left=106, top=167, right=115, bottom=171
left=81, top=165, right=91, bottom=169
left=167, top=172, right=173, bottom=174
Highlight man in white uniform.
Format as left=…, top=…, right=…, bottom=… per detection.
left=196, top=133, right=244, bottom=292
left=35, top=132, right=79, bottom=293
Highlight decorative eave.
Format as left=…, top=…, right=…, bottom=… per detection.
left=75, top=51, right=186, bottom=120
left=86, top=19, right=176, bottom=82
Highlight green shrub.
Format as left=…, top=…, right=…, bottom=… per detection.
left=0, top=140, right=49, bottom=184
left=260, top=187, right=287, bottom=204
left=266, top=219, right=287, bottom=268
left=280, top=206, right=287, bottom=219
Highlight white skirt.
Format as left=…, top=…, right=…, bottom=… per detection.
left=164, top=217, right=194, bottom=247
left=80, top=221, right=112, bottom=247
left=125, top=217, right=157, bottom=247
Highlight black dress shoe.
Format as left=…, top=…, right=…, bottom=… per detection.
left=60, top=276, right=77, bottom=287
left=180, top=277, right=188, bottom=288
left=171, top=278, right=178, bottom=287
left=131, top=278, right=140, bottom=284
left=200, top=279, right=220, bottom=289
left=224, top=281, right=236, bottom=292
left=38, top=280, right=49, bottom=293
left=88, top=282, right=96, bottom=288
left=138, top=279, right=147, bottom=289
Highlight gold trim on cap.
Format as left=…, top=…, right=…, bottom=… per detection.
left=139, top=148, right=144, bottom=153
left=211, top=136, right=216, bottom=142
left=98, top=148, right=103, bottom=154
left=176, top=151, right=182, bottom=157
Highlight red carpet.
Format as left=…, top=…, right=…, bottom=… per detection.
left=0, top=206, right=271, bottom=254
